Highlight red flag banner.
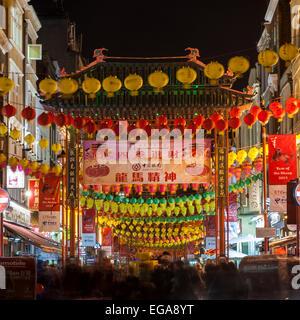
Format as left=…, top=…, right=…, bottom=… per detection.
left=82, top=208, right=96, bottom=233
left=268, top=135, right=297, bottom=185
left=205, top=215, right=216, bottom=237
left=101, top=228, right=112, bottom=246
left=39, top=173, right=60, bottom=211
left=28, top=179, right=39, bottom=211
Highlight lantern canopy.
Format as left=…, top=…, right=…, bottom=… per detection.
left=148, top=70, right=169, bottom=92
left=176, top=67, right=197, bottom=89
left=279, top=43, right=299, bottom=67
left=102, top=76, right=122, bottom=98
left=124, top=74, right=143, bottom=96
left=0, top=77, right=14, bottom=95
left=82, top=77, right=101, bottom=98
left=204, top=61, right=225, bottom=85
left=228, top=56, right=250, bottom=77
left=39, top=78, right=57, bottom=99
left=258, top=49, right=279, bottom=72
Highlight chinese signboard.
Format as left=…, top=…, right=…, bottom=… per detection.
left=83, top=139, right=211, bottom=185
left=249, top=180, right=261, bottom=212
left=225, top=192, right=238, bottom=222
left=38, top=211, right=60, bottom=232
left=0, top=257, right=36, bottom=300
left=67, top=146, right=77, bottom=202
left=82, top=208, right=96, bottom=247
left=268, top=135, right=297, bottom=185
left=39, top=173, right=60, bottom=212
left=217, top=146, right=227, bottom=198
left=269, top=185, right=287, bottom=212
left=6, top=166, right=24, bottom=189
left=28, top=179, right=39, bottom=211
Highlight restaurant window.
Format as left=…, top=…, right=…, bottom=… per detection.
left=11, top=4, right=22, bottom=51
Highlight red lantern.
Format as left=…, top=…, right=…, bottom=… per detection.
left=269, top=101, right=282, bottom=112
left=47, top=112, right=55, bottom=123
left=158, top=124, right=170, bottom=137
left=285, top=98, right=299, bottom=118
left=101, top=118, right=113, bottom=128
left=258, top=110, right=271, bottom=126
left=230, top=107, right=242, bottom=118
left=155, top=115, right=168, bottom=126
left=37, top=112, right=51, bottom=127
left=1, top=104, right=16, bottom=118
left=202, top=119, right=215, bottom=134
left=84, top=120, right=97, bottom=134
left=186, top=122, right=198, bottom=135
left=215, top=119, right=228, bottom=135
left=243, top=113, right=257, bottom=129
left=144, top=124, right=154, bottom=137
left=73, top=116, right=85, bottom=130
left=174, top=117, right=186, bottom=127
left=174, top=125, right=184, bottom=136
left=228, top=117, right=242, bottom=131
left=65, top=114, right=73, bottom=126
left=272, top=106, right=285, bottom=122
left=54, top=113, right=66, bottom=127
left=136, top=119, right=148, bottom=128
left=210, top=113, right=222, bottom=123
left=250, top=105, right=262, bottom=117
left=193, top=115, right=205, bottom=127
left=21, top=106, right=36, bottom=121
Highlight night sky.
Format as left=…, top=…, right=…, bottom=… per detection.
left=31, top=0, right=270, bottom=89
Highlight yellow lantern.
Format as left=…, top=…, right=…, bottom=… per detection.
left=19, top=158, right=29, bottom=169
left=0, top=77, right=14, bottom=95
left=237, top=150, right=248, bottom=164
left=82, top=77, right=101, bottom=98
left=10, top=128, right=21, bottom=140
left=39, top=138, right=49, bottom=150
left=204, top=61, right=225, bottom=85
left=51, top=142, right=62, bottom=154
left=228, top=56, right=250, bottom=77
left=59, top=78, right=78, bottom=98
left=30, top=161, right=39, bottom=171
left=40, top=163, right=50, bottom=175
left=258, top=49, right=279, bottom=72
left=0, top=153, right=7, bottom=164
left=53, top=165, right=62, bottom=176
left=248, top=147, right=259, bottom=161
left=24, top=133, right=35, bottom=146
left=148, top=70, right=169, bottom=92
left=8, top=156, right=18, bottom=167
left=124, top=74, right=143, bottom=96
left=102, top=76, right=122, bottom=98
left=176, top=67, right=197, bottom=89
left=279, top=43, right=299, bottom=67
left=39, top=78, right=58, bottom=99
left=0, top=123, right=8, bottom=137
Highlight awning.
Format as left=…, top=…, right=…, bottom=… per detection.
left=3, top=221, right=62, bottom=255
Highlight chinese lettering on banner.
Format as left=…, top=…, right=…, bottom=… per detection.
left=83, top=139, right=211, bottom=185
left=225, top=192, right=238, bottom=222
left=82, top=208, right=96, bottom=247
left=67, top=147, right=77, bottom=202
left=28, top=179, right=39, bottom=211
left=268, top=135, right=297, bottom=185
left=217, top=146, right=227, bottom=198
left=101, top=228, right=113, bottom=257
left=269, top=185, right=287, bottom=212
left=39, top=173, right=60, bottom=211
left=205, top=215, right=216, bottom=250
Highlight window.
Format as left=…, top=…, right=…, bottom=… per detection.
left=11, top=5, right=22, bottom=51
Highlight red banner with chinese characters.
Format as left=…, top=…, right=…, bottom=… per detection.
left=225, top=192, right=238, bottom=222
left=205, top=215, right=216, bottom=237
left=268, top=135, right=297, bottom=185
left=82, top=208, right=96, bottom=233
left=28, top=179, right=39, bottom=211
left=39, top=173, right=60, bottom=211
left=101, top=228, right=112, bottom=246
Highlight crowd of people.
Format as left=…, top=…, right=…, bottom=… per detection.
left=36, top=253, right=249, bottom=300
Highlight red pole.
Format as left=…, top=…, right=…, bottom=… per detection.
left=262, top=126, right=268, bottom=253
left=0, top=213, right=3, bottom=256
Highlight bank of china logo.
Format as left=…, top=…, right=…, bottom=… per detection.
left=132, top=163, right=141, bottom=171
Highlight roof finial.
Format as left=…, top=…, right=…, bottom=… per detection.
left=185, top=48, right=200, bottom=61
left=93, top=48, right=108, bottom=63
